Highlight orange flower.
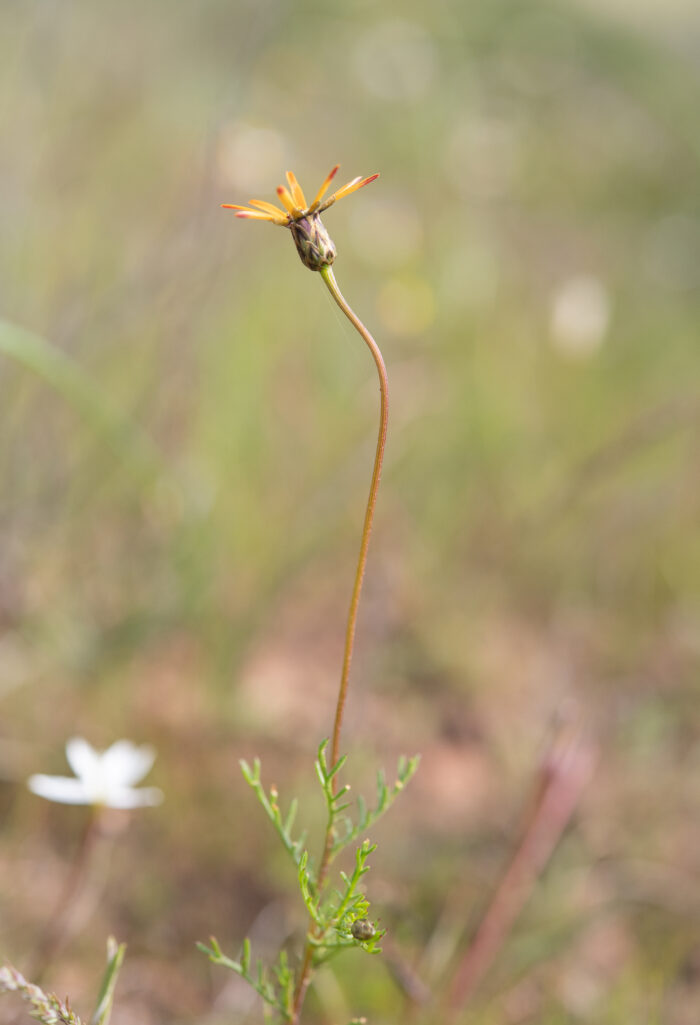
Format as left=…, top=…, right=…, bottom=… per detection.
left=222, top=166, right=379, bottom=226
left=222, top=166, right=379, bottom=271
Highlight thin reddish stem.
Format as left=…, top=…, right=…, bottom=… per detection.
left=320, top=265, right=389, bottom=773
left=445, top=726, right=594, bottom=1019
left=290, top=265, right=389, bottom=1025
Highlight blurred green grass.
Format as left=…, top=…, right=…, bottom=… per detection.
left=1, top=1, right=699, bottom=1023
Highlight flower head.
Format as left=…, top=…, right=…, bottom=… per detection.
left=222, top=166, right=379, bottom=271
left=28, top=738, right=163, bottom=809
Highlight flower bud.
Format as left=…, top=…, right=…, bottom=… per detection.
left=290, top=215, right=337, bottom=271
left=351, top=919, right=375, bottom=941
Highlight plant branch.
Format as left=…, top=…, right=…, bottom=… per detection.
left=290, top=266, right=389, bottom=1025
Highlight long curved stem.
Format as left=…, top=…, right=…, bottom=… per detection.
left=320, top=265, right=389, bottom=773
left=290, top=265, right=388, bottom=1025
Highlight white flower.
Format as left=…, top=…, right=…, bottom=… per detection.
left=28, top=738, right=163, bottom=809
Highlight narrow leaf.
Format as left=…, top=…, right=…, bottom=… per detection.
left=326, top=754, right=348, bottom=780
left=284, top=798, right=298, bottom=835
left=90, top=937, right=126, bottom=1025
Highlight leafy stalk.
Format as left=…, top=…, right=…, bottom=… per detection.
left=290, top=266, right=392, bottom=1022
left=240, top=758, right=308, bottom=868
left=197, top=937, right=294, bottom=1022
left=330, top=754, right=421, bottom=859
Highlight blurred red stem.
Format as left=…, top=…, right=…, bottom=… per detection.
left=446, top=730, right=593, bottom=1019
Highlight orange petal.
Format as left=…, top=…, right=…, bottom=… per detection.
left=309, top=165, right=340, bottom=212
left=285, top=171, right=307, bottom=211
left=221, top=204, right=253, bottom=211
left=332, top=173, right=379, bottom=203
left=276, top=185, right=299, bottom=215
left=234, top=210, right=277, bottom=221
left=248, top=199, right=289, bottom=223
left=248, top=199, right=286, bottom=215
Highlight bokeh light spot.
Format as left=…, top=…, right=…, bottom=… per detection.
left=549, top=274, right=611, bottom=358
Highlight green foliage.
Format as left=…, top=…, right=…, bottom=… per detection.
left=240, top=757, right=308, bottom=867
left=306, top=839, right=386, bottom=968
left=90, top=937, right=127, bottom=1025
left=201, top=740, right=418, bottom=1019
left=197, top=937, right=295, bottom=1022
left=316, top=742, right=420, bottom=860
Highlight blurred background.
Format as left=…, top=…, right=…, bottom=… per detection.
left=1, top=0, right=699, bottom=1022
